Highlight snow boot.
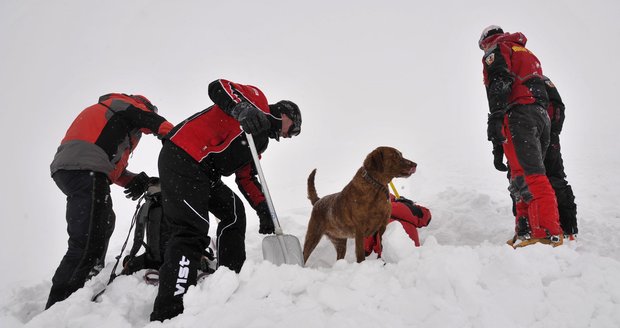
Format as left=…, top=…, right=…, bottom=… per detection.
left=145, top=248, right=216, bottom=286
left=197, top=248, right=217, bottom=282
left=506, top=216, right=531, bottom=246
left=144, top=269, right=160, bottom=286
left=513, top=234, right=563, bottom=248
left=564, top=234, right=577, bottom=242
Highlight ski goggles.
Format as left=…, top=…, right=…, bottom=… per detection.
left=287, top=121, right=301, bottom=137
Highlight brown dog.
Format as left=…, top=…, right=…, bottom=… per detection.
left=303, top=146, right=417, bottom=264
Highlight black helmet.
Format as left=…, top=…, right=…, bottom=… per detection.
left=269, top=100, right=301, bottom=137
left=478, top=25, right=504, bottom=50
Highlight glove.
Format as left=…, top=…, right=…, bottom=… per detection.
left=550, top=104, right=565, bottom=135
left=124, top=172, right=150, bottom=200
left=231, top=102, right=271, bottom=134
left=395, top=196, right=424, bottom=218
left=487, top=111, right=506, bottom=145
left=256, top=202, right=275, bottom=234
left=492, top=144, right=508, bottom=172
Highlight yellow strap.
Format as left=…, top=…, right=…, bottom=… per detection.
left=389, top=181, right=400, bottom=198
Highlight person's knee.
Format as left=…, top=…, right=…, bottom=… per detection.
left=509, top=175, right=533, bottom=203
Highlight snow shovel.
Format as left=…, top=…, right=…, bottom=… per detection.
left=245, top=132, right=304, bottom=266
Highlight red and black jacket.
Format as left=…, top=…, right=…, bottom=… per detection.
left=50, top=93, right=173, bottom=186
left=166, top=79, right=278, bottom=208
left=542, top=76, right=565, bottom=134
left=364, top=194, right=432, bottom=256
left=481, top=32, right=549, bottom=114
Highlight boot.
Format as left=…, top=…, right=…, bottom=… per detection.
left=564, top=234, right=577, bottom=241
left=507, top=216, right=531, bottom=246
left=513, top=234, right=563, bottom=248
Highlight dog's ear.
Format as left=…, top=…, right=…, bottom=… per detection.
left=363, top=148, right=384, bottom=172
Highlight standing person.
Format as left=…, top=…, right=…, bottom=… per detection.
left=150, top=79, right=302, bottom=321
left=541, top=76, right=578, bottom=239
left=478, top=25, right=563, bottom=247
left=46, top=94, right=174, bottom=309
left=495, top=76, right=579, bottom=240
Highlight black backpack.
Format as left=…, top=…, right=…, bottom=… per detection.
left=121, top=183, right=170, bottom=275
left=119, top=183, right=216, bottom=278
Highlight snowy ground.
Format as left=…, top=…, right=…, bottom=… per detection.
left=2, top=170, right=620, bottom=328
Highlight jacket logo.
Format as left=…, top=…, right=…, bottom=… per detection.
left=485, top=53, right=495, bottom=65
left=174, top=256, right=191, bottom=296
left=511, top=46, right=530, bottom=53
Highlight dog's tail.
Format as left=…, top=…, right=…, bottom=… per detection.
left=307, top=169, right=320, bottom=205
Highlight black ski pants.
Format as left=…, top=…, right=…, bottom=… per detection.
left=544, top=132, right=578, bottom=235
left=151, top=141, right=246, bottom=322
left=46, top=170, right=115, bottom=309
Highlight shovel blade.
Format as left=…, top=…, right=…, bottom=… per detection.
left=262, top=234, right=304, bottom=266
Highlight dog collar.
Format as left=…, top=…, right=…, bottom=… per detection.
left=361, top=168, right=389, bottom=200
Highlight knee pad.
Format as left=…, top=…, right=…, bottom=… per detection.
left=508, top=175, right=532, bottom=203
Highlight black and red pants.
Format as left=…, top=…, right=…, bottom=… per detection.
left=502, top=105, right=562, bottom=238
left=151, top=141, right=247, bottom=321
left=544, top=133, right=578, bottom=235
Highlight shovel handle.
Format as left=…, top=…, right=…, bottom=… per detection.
left=245, top=132, right=283, bottom=234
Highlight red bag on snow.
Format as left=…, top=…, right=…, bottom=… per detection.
left=364, top=194, right=432, bottom=256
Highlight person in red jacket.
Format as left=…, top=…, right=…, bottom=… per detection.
left=150, top=79, right=302, bottom=321
left=494, top=76, right=579, bottom=240
left=479, top=25, right=563, bottom=247
left=46, top=93, right=173, bottom=309
left=364, top=195, right=432, bottom=256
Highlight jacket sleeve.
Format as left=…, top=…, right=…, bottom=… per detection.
left=543, top=78, right=566, bottom=133
left=115, top=169, right=137, bottom=187
left=234, top=162, right=266, bottom=209
left=483, top=45, right=514, bottom=114
left=115, top=104, right=173, bottom=138
left=208, top=79, right=256, bottom=115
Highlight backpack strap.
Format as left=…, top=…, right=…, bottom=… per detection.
left=121, top=184, right=162, bottom=275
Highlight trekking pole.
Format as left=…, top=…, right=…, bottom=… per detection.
left=389, top=181, right=400, bottom=198
left=91, top=196, right=144, bottom=302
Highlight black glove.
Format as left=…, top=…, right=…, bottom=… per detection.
left=550, top=104, right=565, bottom=135
left=395, top=196, right=424, bottom=218
left=256, top=201, right=275, bottom=234
left=231, top=102, right=271, bottom=134
left=492, top=144, right=508, bottom=172
left=487, top=111, right=506, bottom=145
left=124, top=172, right=150, bottom=200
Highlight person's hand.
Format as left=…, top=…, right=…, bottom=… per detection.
left=395, top=196, right=424, bottom=217
left=487, top=111, right=506, bottom=145
left=395, top=196, right=414, bottom=206
left=256, top=202, right=275, bottom=234
left=231, top=102, right=270, bottom=134
left=124, top=172, right=150, bottom=200
left=492, top=144, right=508, bottom=172
left=550, top=105, right=565, bottom=135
